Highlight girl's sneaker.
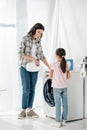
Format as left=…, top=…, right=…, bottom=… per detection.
left=52, top=122, right=61, bottom=128
left=61, top=120, right=66, bottom=126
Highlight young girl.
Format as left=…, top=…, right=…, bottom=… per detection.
left=49, top=48, right=71, bottom=127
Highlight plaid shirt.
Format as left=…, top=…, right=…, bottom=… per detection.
left=19, top=35, right=45, bottom=68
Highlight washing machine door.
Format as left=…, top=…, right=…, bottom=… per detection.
left=43, top=78, right=55, bottom=107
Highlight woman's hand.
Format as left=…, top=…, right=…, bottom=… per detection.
left=34, top=59, right=40, bottom=66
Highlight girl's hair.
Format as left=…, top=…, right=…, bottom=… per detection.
left=56, top=48, right=66, bottom=73
left=28, top=23, right=45, bottom=38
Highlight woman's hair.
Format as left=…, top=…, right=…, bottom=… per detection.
left=28, top=23, right=45, bottom=38
left=56, top=48, right=66, bottom=73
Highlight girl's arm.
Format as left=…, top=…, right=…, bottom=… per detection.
left=67, top=70, right=71, bottom=79
left=49, top=69, right=54, bottom=79
left=66, top=63, right=71, bottom=79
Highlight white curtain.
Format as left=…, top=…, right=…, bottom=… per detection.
left=46, top=0, right=60, bottom=63
left=46, top=0, right=87, bottom=70
left=59, top=0, right=87, bottom=70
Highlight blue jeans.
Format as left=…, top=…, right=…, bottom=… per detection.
left=53, top=88, right=68, bottom=122
left=20, top=66, right=38, bottom=109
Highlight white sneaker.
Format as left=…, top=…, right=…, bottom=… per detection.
left=52, top=122, right=61, bottom=128
left=61, top=120, right=66, bottom=126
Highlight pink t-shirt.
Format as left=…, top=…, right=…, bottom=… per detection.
left=50, top=62, right=69, bottom=88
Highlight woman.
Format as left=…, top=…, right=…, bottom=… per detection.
left=18, top=23, right=51, bottom=119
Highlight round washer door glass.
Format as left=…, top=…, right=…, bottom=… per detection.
left=43, top=78, right=55, bottom=107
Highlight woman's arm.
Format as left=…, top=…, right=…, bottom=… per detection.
left=23, top=55, right=40, bottom=66
left=42, top=59, right=51, bottom=70
left=22, top=55, right=35, bottom=61
left=22, top=55, right=40, bottom=66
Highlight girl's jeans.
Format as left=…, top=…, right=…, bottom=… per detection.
left=20, top=66, right=38, bottom=109
left=53, top=88, right=68, bottom=122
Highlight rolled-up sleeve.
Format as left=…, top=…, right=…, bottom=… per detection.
left=18, top=38, right=26, bottom=59
left=38, top=45, right=46, bottom=61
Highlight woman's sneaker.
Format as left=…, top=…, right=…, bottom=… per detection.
left=27, top=110, right=39, bottom=118
left=18, top=110, right=26, bottom=119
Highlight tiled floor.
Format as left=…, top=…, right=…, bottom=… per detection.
left=0, top=115, right=87, bottom=130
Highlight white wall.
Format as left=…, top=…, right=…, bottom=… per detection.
left=0, top=0, right=20, bottom=114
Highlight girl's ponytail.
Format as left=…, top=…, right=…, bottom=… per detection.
left=56, top=48, right=66, bottom=73
left=60, top=57, right=66, bottom=73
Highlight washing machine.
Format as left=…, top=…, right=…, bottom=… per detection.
left=43, top=71, right=83, bottom=121
left=43, top=72, right=55, bottom=118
